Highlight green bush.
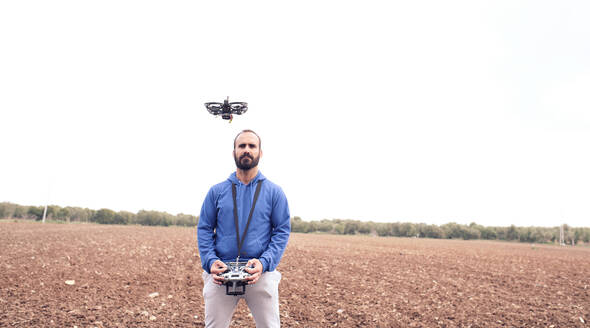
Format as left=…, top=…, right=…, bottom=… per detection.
left=27, top=206, right=44, bottom=220
left=92, top=209, right=117, bottom=224
left=175, top=213, right=198, bottom=227
left=136, top=210, right=174, bottom=226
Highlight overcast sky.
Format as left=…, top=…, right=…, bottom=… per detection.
left=1, top=1, right=589, bottom=227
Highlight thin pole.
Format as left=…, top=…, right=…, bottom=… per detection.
left=559, top=224, right=565, bottom=246
left=42, top=182, right=49, bottom=223
left=42, top=204, right=47, bottom=223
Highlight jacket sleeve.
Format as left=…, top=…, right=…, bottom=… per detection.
left=259, top=187, right=291, bottom=272
left=197, top=187, right=220, bottom=273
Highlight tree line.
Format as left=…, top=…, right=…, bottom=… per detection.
left=2, top=202, right=588, bottom=245
left=0, top=202, right=197, bottom=227
left=290, top=217, right=590, bottom=245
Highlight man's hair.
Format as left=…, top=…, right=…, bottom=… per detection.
left=233, top=129, right=261, bottom=149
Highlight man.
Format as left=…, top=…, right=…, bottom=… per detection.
left=197, top=129, right=291, bottom=328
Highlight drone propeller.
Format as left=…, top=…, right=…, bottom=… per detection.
left=205, top=102, right=224, bottom=115
left=229, top=102, right=248, bottom=114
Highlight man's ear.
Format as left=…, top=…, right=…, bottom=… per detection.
left=232, top=149, right=236, bottom=158
left=260, top=149, right=263, bottom=159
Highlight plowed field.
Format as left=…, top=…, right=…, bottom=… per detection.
left=1, top=222, right=589, bottom=327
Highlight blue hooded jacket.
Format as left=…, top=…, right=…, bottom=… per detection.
left=197, top=171, right=291, bottom=273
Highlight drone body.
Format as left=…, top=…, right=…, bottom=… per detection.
left=205, top=97, right=248, bottom=122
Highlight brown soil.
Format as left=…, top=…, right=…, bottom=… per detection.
left=1, top=222, right=589, bottom=327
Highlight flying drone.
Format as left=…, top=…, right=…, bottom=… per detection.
left=205, top=97, right=248, bottom=122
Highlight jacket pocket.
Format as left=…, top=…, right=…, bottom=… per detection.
left=215, top=235, right=235, bottom=260
left=241, top=237, right=264, bottom=258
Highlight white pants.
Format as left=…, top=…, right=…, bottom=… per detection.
left=202, top=270, right=282, bottom=328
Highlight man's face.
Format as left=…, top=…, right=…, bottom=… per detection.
left=233, top=132, right=262, bottom=171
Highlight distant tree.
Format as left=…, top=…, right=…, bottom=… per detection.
left=113, top=211, right=135, bottom=225
left=376, top=223, right=392, bottom=237
left=398, top=222, right=416, bottom=237
left=92, top=209, right=117, bottom=224
left=390, top=222, right=401, bottom=237
left=469, top=222, right=486, bottom=238
left=175, top=213, right=197, bottom=227
left=541, top=229, right=554, bottom=243
left=291, top=216, right=305, bottom=233
left=441, top=222, right=462, bottom=239
left=46, top=205, right=60, bottom=219
left=66, top=207, right=93, bottom=222
left=333, top=223, right=345, bottom=235
left=479, top=227, right=497, bottom=240
left=518, top=227, right=531, bottom=242
left=0, top=203, right=7, bottom=218
left=0, top=202, right=18, bottom=218
left=461, top=226, right=481, bottom=240
left=358, top=221, right=372, bottom=234
left=27, top=206, right=44, bottom=220
left=136, top=210, right=173, bottom=226
left=56, top=207, right=71, bottom=221
left=13, top=205, right=26, bottom=218
left=506, top=225, right=519, bottom=241
left=304, top=221, right=318, bottom=233
left=344, top=221, right=359, bottom=235
left=528, top=228, right=546, bottom=243
left=316, top=220, right=333, bottom=233
left=422, top=224, right=444, bottom=239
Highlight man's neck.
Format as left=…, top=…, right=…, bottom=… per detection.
left=236, top=167, right=259, bottom=185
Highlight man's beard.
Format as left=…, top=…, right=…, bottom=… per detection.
left=234, top=153, right=260, bottom=170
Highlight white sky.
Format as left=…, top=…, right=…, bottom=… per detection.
left=1, top=1, right=589, bottom=227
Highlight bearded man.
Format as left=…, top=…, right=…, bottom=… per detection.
left=197, top=129, right=291, bottom=328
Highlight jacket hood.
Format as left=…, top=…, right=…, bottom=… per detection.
left=227, top=171, right=266, bottom=185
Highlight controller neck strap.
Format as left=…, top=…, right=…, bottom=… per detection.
left=231, top=180, right=263, bottom=261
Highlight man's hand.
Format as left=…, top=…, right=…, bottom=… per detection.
left=245, top=258, right=263, bottom=285
left=210, top=260, right=228, bottom=285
